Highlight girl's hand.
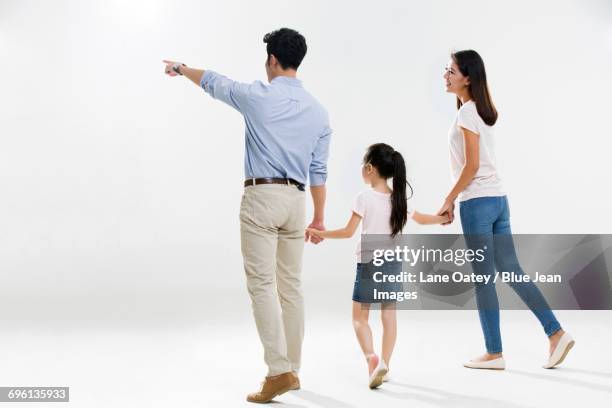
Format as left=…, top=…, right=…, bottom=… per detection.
left=305, top=227, right=324, bottom=239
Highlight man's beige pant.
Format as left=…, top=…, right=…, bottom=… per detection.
left=240, top=184, right=305, bottom=376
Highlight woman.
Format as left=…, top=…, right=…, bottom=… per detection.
left=438, top=49, right=574, bottom=370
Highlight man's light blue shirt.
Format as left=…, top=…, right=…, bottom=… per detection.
left=200, top=70, right=331, bottom=186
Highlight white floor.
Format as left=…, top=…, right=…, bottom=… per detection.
left=0, top=305, right=610, bottom=408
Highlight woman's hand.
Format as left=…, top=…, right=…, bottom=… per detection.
left=437, top=198, right=456, bottom=225
left=440, top=212, right=451, bottom=224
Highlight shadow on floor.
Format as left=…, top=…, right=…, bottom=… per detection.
left=378, top=381, right=533, bottom=408
left=291, top=389, right=354, bottom=408
left=559, top=367, right=612, bottom=379
left=505, top=369, right=612, bottom=394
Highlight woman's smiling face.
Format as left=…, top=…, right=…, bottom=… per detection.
left=444, top=60, right=470, bottom=95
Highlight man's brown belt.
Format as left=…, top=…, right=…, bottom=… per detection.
left=244, top=178, right=305, bottom=191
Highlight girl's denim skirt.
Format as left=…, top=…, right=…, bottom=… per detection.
left=352, top=260, right=402, bottom=303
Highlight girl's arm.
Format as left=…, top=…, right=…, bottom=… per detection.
left=412, top=211, right=450, bottom=225
left=305, top=212, right=362, bottom=239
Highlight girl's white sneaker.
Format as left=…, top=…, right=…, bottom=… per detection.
left=543, top=333, right=575, bottom=369
left=369, top=360, right=388, bottom=389
left=463, top=357, right=506, bottom=370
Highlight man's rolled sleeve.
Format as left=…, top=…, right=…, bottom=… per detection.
left=309, top=125, right=332, bottom=186
left=200, top=70, right=251, bottom=113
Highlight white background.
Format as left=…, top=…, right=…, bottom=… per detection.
left=1, top=1, right=611, bottom=407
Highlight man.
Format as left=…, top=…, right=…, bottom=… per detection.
left=163, top=28, right=331, bottom=403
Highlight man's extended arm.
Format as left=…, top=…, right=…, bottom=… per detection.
left=164, top=59, right=251, bottom=112
left=181, top=66, right=205, bottom=86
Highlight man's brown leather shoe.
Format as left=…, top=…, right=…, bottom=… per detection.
left=246, top=372, right=295, bottom=403
left=289, top=372, right=300, bottom=390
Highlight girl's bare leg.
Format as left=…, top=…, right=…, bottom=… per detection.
left=352, top=301, right=377, bottom=373
left=381, top=302, right=397, bottom=366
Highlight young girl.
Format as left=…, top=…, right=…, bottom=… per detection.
left=306, top=143, right=448, bottom=389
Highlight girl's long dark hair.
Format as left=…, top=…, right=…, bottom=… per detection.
left=452, top=50, right=498, bottom=126
left=363, top=143, right=413, bottom=237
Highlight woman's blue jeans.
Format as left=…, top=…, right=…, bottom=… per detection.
left=459, top=196, right=561, bottom=353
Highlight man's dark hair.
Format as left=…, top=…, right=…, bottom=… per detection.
left=263, top=28, right=307, bottom=70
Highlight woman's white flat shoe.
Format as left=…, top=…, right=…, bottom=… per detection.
left=369, top=360, right=388, bottom=389
left=463, top=357, right=506, bottom=370
left=543, top=333, right=575, bottom=369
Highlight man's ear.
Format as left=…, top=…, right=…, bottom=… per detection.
left=269, top=54, right=278, bottom=68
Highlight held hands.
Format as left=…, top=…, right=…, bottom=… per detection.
left=163, top=60, right=185, bottom=77
left=440, top=212, right=451, bottom=224
left=437, top=198, right=456, bottom=226
left=305, top=220, right=325, bottom=244
left=305, top=227, right=323, bottom=238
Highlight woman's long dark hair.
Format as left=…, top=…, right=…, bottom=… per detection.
left=452, top=50, right=498, bottom=126
left=363, top=143, right=413, bottom=237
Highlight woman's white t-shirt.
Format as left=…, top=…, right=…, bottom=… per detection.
left=352, top=188, right=414, bottom=263
left=448, top=100, right=504, bottom=202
